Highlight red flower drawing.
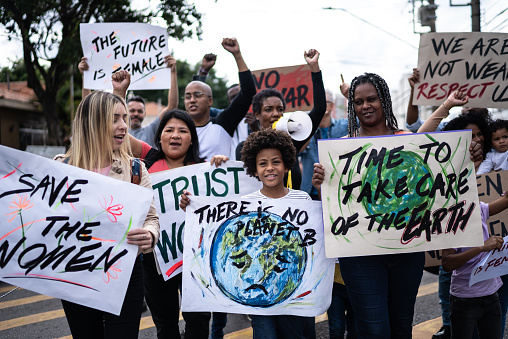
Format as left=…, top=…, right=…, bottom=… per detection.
left=100, top=196, right=123, bottom=223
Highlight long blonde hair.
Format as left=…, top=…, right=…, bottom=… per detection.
left=66, top=91, right=131, bottom=170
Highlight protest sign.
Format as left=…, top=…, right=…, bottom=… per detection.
left=80, top=23, right=170, bottom=90
left=425, top=169, right=508, bottom=266
left=318, top=131, right=483, bottom=258
left=470, top=236, right=508, bottom=286
left=181, top=197, right=334, bottom=316
left=0, top=145, right=153, bottom=315
left=150, top=161, right=262, bottom=280
left=252, top=65, right=313, bottom=112
left=415, top=32, right=508, bottom=109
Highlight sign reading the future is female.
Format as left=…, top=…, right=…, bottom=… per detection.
left=0, top=145, right=153, bottom=315
left=80, top=23, right=170, bottom=90
left=318, top=131, right=484, bottom=258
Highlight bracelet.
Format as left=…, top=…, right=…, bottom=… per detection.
left=442, top=102, right=451, bottom=111
left=198, top=67, right=209, bottom=75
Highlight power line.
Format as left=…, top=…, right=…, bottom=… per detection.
left=323, top=7, right=418, bottom=50
left=484, top=6, right=508, bottom=27
left=490, top=16, right=508, bottom=31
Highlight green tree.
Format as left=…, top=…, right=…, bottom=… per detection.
left=0, top=0, right=203, bottom=145
left=131, top=59, right=229, bottom=110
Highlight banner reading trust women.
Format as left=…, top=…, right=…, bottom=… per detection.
left=318, top=131, right=484, bottom=258
left=0, top=145, right=153, bottom=315
left=416, top=32, right=508, bottom=109
left=80, top=23, right=170, bottom=90
left=181, top=197, right=335, bottom=316
left=149, top=161, right=262, bottom=280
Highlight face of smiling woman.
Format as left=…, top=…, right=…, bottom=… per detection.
left=353, top=83, right=385, bottom=129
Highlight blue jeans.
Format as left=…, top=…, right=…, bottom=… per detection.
left=211, top=312, right=227, bottom=339
left=450, top=293, right=502, bottom=339
left=438, top=266, right=452, bottom=326
left=339, top=252, right=425, bottom=339
left=251, top=315, right=315, bottom=339
left=327, top=282, right=357, bottom=339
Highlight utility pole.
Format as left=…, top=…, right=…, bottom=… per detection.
left=449, top=0, right=481, bottom=32
left=471, top=0, right=481, bottom=31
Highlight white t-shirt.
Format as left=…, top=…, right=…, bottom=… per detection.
left=196, top=121, right=233, bottom=160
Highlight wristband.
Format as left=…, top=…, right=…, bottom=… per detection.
left=199, top=67, right=209, bottom=75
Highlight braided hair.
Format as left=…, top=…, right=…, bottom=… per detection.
left=347, top=73, right=398, bottom=137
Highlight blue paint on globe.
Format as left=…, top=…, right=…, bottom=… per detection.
left=210, top=211, right=306, bottom=307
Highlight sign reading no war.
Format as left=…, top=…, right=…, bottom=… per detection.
left=251, top=65, right=313, bottom=112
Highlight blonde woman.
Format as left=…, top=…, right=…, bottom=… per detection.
left=55, top=90, right=159, bottom=338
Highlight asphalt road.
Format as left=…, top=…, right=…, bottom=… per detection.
left=0, top=271, right=506, bottom=338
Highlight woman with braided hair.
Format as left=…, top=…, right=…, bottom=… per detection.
left=314, top=72, right=422, bottom=339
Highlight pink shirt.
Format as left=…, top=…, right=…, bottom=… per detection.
left=141, top=141, right=175, bottom=174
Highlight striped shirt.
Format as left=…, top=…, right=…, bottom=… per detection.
left=242, top=189, right=311, bottom=201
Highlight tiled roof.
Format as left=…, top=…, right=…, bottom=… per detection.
left=0, top=81, right=39, bottom=103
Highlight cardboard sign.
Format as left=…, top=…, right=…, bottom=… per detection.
left=425, top=169, right=508, bottom=266
left=252, top=65, right=313, bottom=112
left=0, top=145, right=153, bottom=315
left=416, top=32, right=508, bottom=109
left=80, top=23, right=170, bottom=90
left=181, top=197, right=334, bottom=316
left=149, top=161, right=262, bottom=280
left=318, top=131, right=483, bottom=258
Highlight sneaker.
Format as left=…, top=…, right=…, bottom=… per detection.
left=432, top=325, right=451, bottom=339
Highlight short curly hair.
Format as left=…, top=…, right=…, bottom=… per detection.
left=252, top=88, right=286, bottom=115
left=241, top=129, right=296, bottom=177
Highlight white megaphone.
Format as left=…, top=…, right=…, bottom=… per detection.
left=273, top=111, right=313, bottom=141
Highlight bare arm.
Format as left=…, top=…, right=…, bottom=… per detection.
left=406, top=68, right=420, bottom=126
left=111, top=70, right=130, bottom=100
left=78, top=57, right=92, bottom=99
left=442, top=236, right=504, bottom=272
left=417, top=90, right=469, bottom=133
left=488, top=192, right=508, bottom=216
left=222, top=38, right=248, bottom=72
left=164, top=55, right=178, bottom=114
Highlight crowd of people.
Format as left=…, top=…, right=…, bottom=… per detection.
left=56, top=36, right=508, bottom=339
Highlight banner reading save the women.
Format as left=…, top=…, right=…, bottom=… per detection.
left=149, top=161, right=262, bottom=280
left=0, top=145, right=153, bottom=315
left=318, top=131, right=484, bottom=258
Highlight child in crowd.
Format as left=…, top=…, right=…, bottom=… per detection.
left=442, top=192, right=508, bottom=339
left=477, top=119, right=508, bottom=175
left=180, top=128, right=315, bottom=339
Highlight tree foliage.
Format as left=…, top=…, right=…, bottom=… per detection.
left=131, top=59, right=230, bottom=111
left=0, top=0, right=203, bottom=145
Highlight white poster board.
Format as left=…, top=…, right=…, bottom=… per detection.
left=181, top=197, right=334, bottom=316
left=318, top=131, right=483, bottom=258
left=416, top=32, right=508, bottom=109
left=150, top=161, right=262, bottom=280
left=470, top=236, right=508, bottom=286
left=80, top=23, right=170, bottom=90
left=0, top=145, right=153, bottom=315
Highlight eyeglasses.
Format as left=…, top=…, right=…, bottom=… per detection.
left=183, top=91, right=211, bottom=100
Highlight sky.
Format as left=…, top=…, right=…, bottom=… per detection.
left=1, top=0, right=507, bottom=100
